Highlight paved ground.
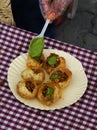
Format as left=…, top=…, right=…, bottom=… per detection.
left=55, top=0, right=97, bottom=52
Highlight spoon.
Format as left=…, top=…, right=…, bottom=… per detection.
left=36, top=18, right=50, bottom=38
left=29, top=13, right=55, bottom=59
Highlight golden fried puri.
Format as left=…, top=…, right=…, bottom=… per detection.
left=21, top=68, right=45, bottom=85
left=44, top=53, right=66, bottom=74
left=50, top=67, right=72, bottom=88
left=17, top=79, right=38, bottom=99
left=37, top=82, right=62, bottom=106
left=26, top=54, right=45, bottom=69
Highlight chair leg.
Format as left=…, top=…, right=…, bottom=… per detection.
left=67, top=0, right=79, bottom=19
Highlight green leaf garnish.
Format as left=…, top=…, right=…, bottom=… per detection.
left=28, top=37, right=44, bottom=60
left=50, top=74, right=61, bottom=81
left=47, top=55, right=57, bottom=66
left=46, top=86, right=54, bottom=97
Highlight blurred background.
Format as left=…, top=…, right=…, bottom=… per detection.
left=56, top=0, right=97, bottom=52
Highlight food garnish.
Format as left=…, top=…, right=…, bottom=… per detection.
left=45, top=86, right=54, bottom=97
left=47, top=55, right=57, bottom=66
left=50, top=73, right=61, bottom=81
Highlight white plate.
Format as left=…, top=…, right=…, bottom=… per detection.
left=7, top=49, right=88, bottom=110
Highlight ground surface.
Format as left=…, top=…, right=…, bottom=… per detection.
left=55, top=0, right=97, bottom=52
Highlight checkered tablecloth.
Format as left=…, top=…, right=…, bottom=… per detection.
left=0, top=22, right=97, bottom=130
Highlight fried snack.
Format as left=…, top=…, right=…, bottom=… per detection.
left=17, top=79, right=38, bottom=99
left=44, top=53, right=66, bottom=74
left=37, top=82, right=62, bottom=106
left=50, top=67, right=72, bottom=88
left=27, top=54, right=45, bottom=69
left=21, top=68, right=45, bottom=85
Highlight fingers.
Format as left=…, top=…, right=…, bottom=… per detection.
left=40, top=0, right=73, bottom=21
left=52, top=0, right=72, bottom=19
left=41, top=0, right=51, bottom=13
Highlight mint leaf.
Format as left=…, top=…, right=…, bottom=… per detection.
left=50, top=74, right=61, bottom=81
left=46, top=87, right=54, bottom=97
left=47, top=55, right=57, bottom=66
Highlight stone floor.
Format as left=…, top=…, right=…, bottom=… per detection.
left=55, top=0, right=97, bottom=52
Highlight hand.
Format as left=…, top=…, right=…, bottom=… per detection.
left=40, top=0, right=72, bottom=21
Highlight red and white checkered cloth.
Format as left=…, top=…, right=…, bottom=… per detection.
left=0, top=22, right=97, bottom=130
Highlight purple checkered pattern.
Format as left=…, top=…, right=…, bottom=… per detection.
left=0, top=22, right=97, bottom=130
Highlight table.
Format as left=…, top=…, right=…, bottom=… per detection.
left=0, top=22, right=97, bottom=130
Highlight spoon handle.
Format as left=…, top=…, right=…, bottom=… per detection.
left=39, top=19, right=50, bottom=37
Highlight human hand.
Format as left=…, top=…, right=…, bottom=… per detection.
left=40, top=0, right=72, bottom=21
